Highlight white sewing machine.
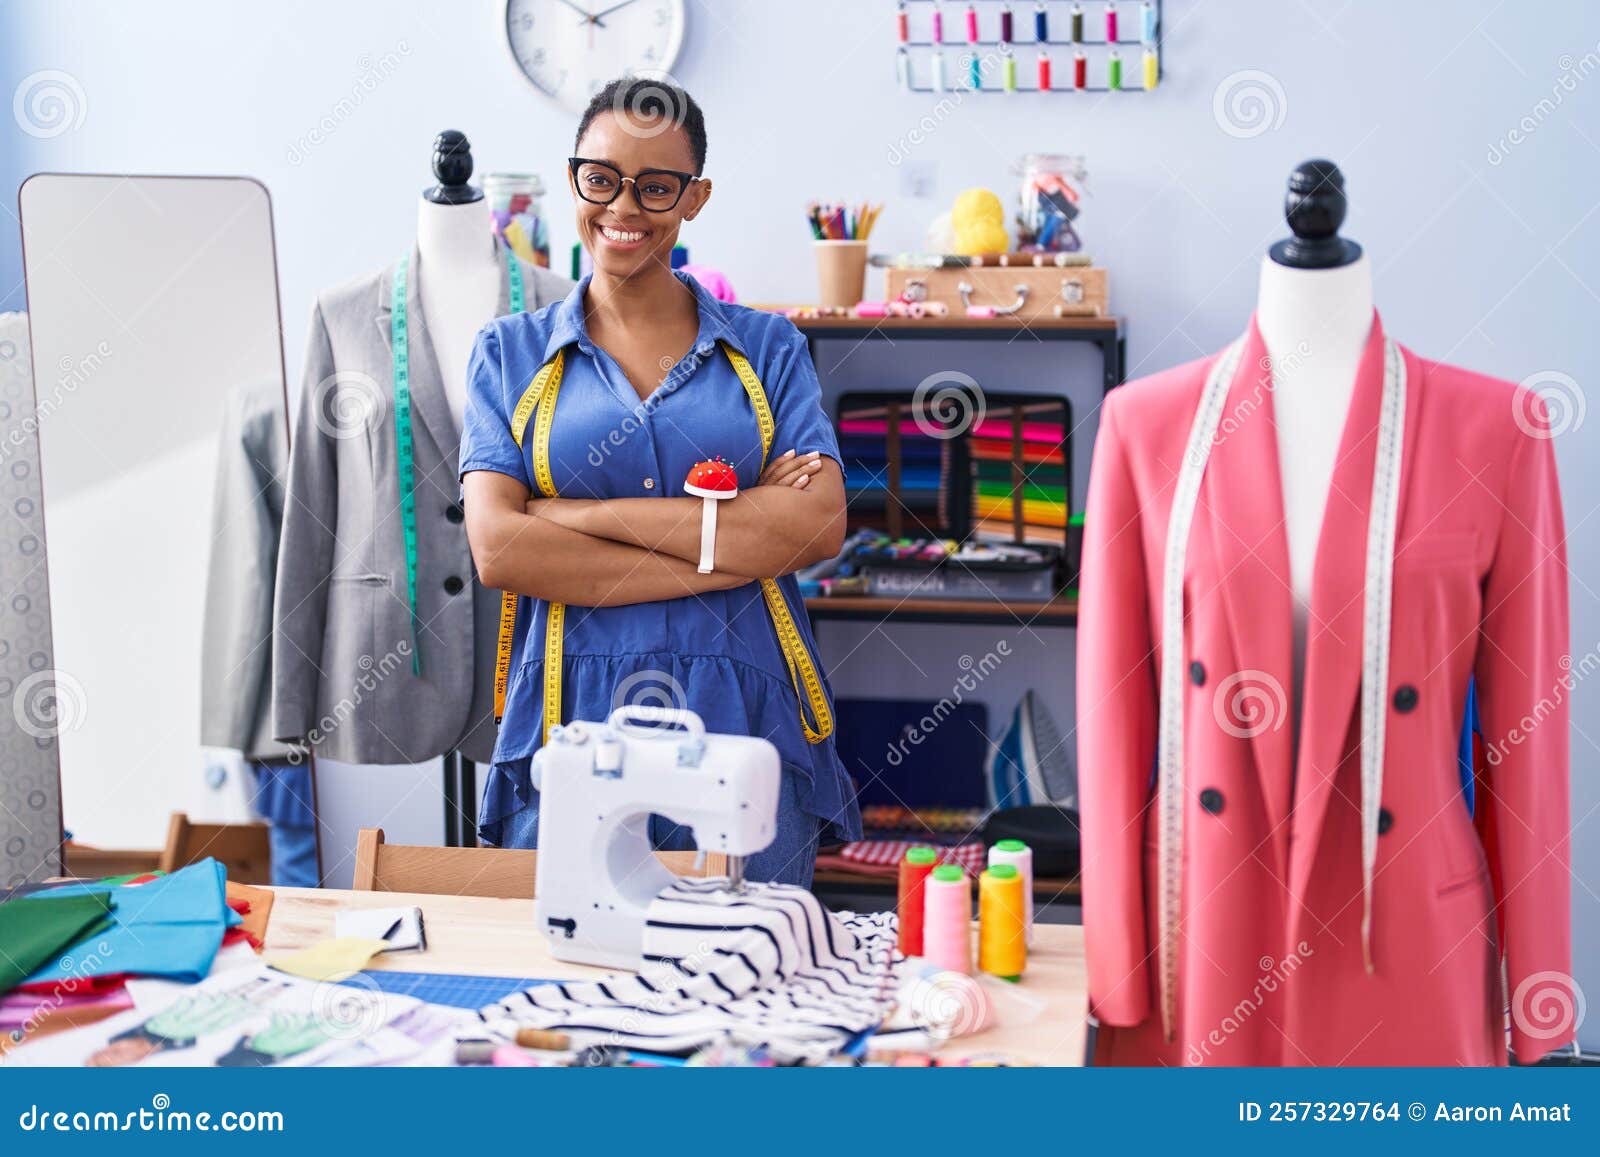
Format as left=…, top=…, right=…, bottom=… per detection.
left=531, top=705, right=781, bottom=970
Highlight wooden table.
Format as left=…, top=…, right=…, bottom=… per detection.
left=265, top=886, right=1088, bottom=1066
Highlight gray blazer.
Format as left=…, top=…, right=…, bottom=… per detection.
left=271, top=248, right=572, bottom=764
left=201, top=379, right=295, bottom=762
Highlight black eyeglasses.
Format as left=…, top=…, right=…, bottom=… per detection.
left=568, top=157, right=699, bottom=213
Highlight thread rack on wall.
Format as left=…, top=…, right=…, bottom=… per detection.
left=895, top=0, right=1165, bottom=94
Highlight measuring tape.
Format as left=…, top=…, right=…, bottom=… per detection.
left=392, top=248, right=525, bottom=675
left=492, top=339, right=833, bottom=747
left=1155, top=334, right=1404, bottom=1042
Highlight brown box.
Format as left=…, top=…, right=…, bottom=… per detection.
left=884, top=261, right=1108, bottom=320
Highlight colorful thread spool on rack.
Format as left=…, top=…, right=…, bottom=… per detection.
left=894, top=0, right=1163, bottom=94
left=922, top=864, right=973, bottom=974
left=978, top=863, right=1028, bottom=979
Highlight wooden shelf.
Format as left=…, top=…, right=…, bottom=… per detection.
left=785, top=313, right=1122, bottom=337
left=804, top=594, right=1077, bottom=627
left=813, top=866, right=1082, bottom=901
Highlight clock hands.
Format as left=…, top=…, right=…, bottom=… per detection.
left=555, top=0, right=606, bottom=28
left=588, top=0, right=644, bottom=24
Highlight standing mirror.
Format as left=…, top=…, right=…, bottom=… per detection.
left=17, top=174, right=311, bottom=880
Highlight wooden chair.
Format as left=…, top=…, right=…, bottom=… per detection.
left=351, top=828, right=727, bottom=900
left=158, top=812, right=273, bottom=884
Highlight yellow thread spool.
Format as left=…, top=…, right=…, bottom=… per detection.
left=978, top=863, right=1027, bottom=979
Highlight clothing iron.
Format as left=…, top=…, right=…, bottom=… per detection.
left=531, top=705, right=781, bottom=970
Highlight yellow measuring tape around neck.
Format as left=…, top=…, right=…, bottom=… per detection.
left=491, top=340, right=833, bottom=747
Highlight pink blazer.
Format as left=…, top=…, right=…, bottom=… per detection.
left=1077, top=314, right=1574, bottom=1066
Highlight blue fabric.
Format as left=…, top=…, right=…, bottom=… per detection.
left=25, top=860, right=233, bottom=985
left=461, top=271, right=862, bottom=850
left=250, top=761, right=316, bottom=828
left=1459, top=676, right=1479, bottom=816
left=497, top=757, right=822, bottom=887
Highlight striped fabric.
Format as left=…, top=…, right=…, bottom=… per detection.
left=476, top=879, right=900, bottom=1063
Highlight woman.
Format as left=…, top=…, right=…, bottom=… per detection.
left=460, top=79, right=860, bottom=885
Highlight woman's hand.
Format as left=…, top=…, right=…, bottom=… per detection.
left=759, top=449, right=825, bottom=490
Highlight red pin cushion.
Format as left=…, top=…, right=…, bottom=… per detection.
left=684, top=457, right=738, bottom=573
left=684, top=456, right=739, bottom=499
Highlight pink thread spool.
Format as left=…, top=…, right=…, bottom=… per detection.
left=922, top=864, right=972, bottom=974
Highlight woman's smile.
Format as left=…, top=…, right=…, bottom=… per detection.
left=596, top=222, right=650, bottom=250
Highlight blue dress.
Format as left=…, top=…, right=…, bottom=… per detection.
left=459, top=272, right=862, bottom=874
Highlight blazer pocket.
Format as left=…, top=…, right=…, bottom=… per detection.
left=1435, top=866, right=1490, bottom=900
left=1396, top=530, right=1478, bottom=570
left=330, top=573, right=391, bottom=586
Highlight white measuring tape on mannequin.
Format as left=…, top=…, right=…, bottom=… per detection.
left=1155, top=335, right=1405, bottom=1042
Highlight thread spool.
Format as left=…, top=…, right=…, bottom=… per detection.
left=1034, top=1, right=1047, bottom=42
left=896, top=1, right=909, bottom=43
left=1107, top=49, right=1122, bottom=90
left=515, top=1027, right=571, bottom=1050
left=1143, top=46, right=1159, bottom=89
left=978, top=864, right=1027, bottom=979
left=1073, top=50, right=1087, bottom=90
left=1003, top=51, right=1018, bottom=92
left=897, top=846, right=937, bottom=955
left=1105, top=1, right=1118, bottom=42
left=922, top=864, right=972, bottom=973
left=1000, top=3, right=1013, bottom=43
left=896, top=47, right=911, bottom=90
left=968, top=52, right=983, bottom=90
left=1141, top=0, right=1158, bottom=42
left=931, top=1, right=944, bottom=42
left=988, top=839, right=1035, bottom=943
left=931, top=49, right=946, bottom=92
left=1037, top=48, right=1051, bottom=91
left=965, top=2, right=978, bottom=42
left=1069, top=2, right=1084, bottom=43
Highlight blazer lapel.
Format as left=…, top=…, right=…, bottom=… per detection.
left=1200, top=319, right=1295, bottom=877
left=374, top=245, right=465, bottom=466
left=1287, top=312, right=1421, bottom=907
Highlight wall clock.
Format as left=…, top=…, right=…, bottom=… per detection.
left=504, top=0, right=687, bottom=113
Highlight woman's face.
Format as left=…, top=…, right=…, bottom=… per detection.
left=570, top=109, right=710, bottom=283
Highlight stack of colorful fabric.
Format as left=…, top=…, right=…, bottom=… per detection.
left=0, top=860, right=242, bottom=1052
left=838, top=415, right=950, bottom=529
left=969, top=416, right=1071, bottom=546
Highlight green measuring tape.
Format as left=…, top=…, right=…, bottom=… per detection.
left=392, top=247, right=526, bottom=675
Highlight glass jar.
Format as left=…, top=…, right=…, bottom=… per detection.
left=484, top=172, right=550, bottom=268
left=1014, top=153, right=1088, bottom=253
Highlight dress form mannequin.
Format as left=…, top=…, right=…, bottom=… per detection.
left=1255, top=160, right=1372, bottom=731
left=417, top=130, right=500, bottom=426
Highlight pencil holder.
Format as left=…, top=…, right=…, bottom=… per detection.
left=814, top=239, right=869, bottom=309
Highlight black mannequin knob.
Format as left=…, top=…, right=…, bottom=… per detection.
left=424, top=129, right=483, bottom=205
left=1268, top=159, right=1362, bottom=270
